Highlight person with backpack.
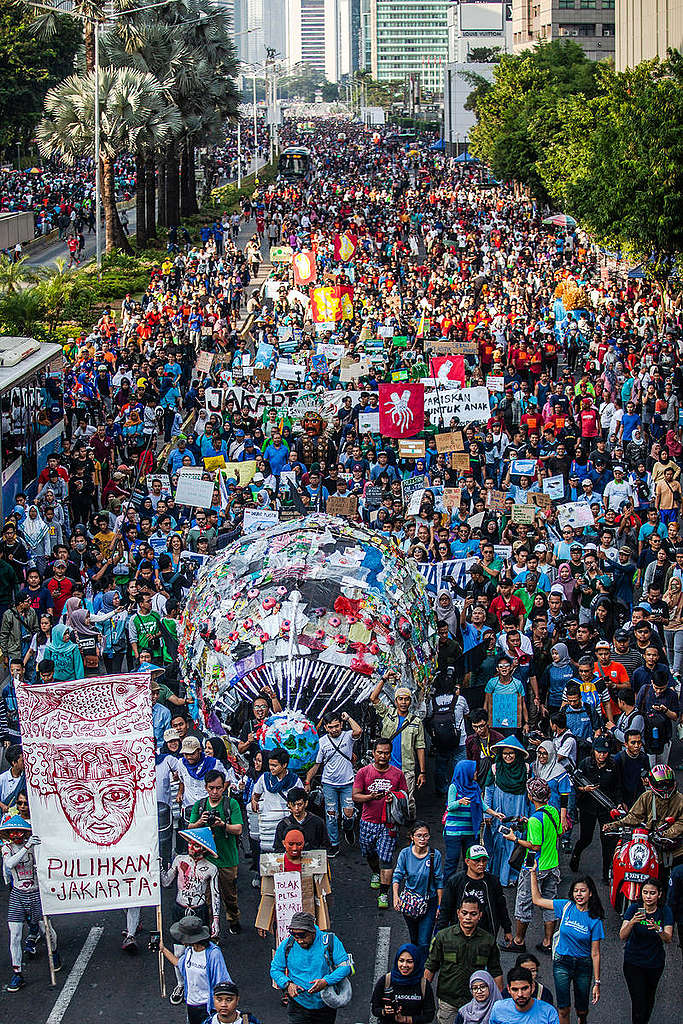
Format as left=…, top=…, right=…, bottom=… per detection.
left=635, top=667, right=680, bottom=765
left=427, top=681, right=469, bottom=797
left=187, top=769, right=244, bottom=936
left=370, top=943, right=436, bottom=1023
left=499, top=778, right=562, bottom=957
left=204, top=980, right=262, bottom=1024
left=270, top=910, right=352, bottom=1024
left=305, top=710, right=362, bottom=856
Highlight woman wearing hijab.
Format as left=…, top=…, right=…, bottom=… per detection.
left=488, top=737, right=530, bottom=886
left=541, top=642, right=575, bottom=715
left=91, top=589, right=128, bottom=673
left=556, top=564, right=578, bottom=609
left=436, top=590, right=460, bottom=636
left=531, top=741, right=571, bottom=834
left=20, top=505, right=51, bottom=571
left=443, top=760, right=502, bottom=881
left=67, top=608, right=102, bottom=676
left=455, top=970, right=502, bottom=1024
left=371, top=943, right=436, bottom=1023
left=44, top=623, right=85, bottom=681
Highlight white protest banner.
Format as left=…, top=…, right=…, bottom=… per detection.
left=274, top=871, right=304, bottom=945
left=205, top=386, right=227, bottom=414
left=243, top=509, right=280, bottom=534
left=175, top=473, right=216, bottom=508
left=15, top=674, right=159, bottom=914
left=424, top=385, right=490, bottom=424
left=542, top=475, right=565, bottom=500
left=275, top=360, right=306, bottom=383
left=358, top=411, right=380, bottom=433
left=317, top=343, right=346, bottom=361
left=558, top=502, right=595, bottom=529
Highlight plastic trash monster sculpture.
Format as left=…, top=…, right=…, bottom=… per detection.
left=178, top=514, right=438, bottom=733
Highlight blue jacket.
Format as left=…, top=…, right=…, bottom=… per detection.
left=177, top=942, right=231, bottom=1013
left=270, top=927, right=351, bottom=1010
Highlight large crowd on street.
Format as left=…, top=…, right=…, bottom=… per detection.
left=1, top=117, right=682, bottom=1024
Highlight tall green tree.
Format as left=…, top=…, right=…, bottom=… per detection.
left=539, top=51, right=683, bottom=296
left=469, top=40, right=600, bottom=197
left=0, top=5, right=81, bottom=153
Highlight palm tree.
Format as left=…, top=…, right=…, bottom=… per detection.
left=0, top=285, right=46, bottom=337
left=37, top=66, right=181, bottom=253
left=0, top=255, right=48, bottom=295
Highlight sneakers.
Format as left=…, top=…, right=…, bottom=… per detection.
left=121, top=935, right=138, bottom=954
left=328, top=844, right=340, bottom=859
left=24, top=933, right=39, bottom=958
left=6, top=972, right=25, bottom=993
left=170, top=983, right=184, bottom=1005
left=369, top=873, right=381, bottom=889
left=342, top=825, right=355, bottom=847
left=251, top=875, right=261, bottom=889
left=377, top=893, right=389, bottom=910
left=52, top=952, right=62, bottom=973
left=228, top=920, right=242, bottom=935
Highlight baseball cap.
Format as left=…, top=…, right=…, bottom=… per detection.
left=595, top=639, right=610, bottom=649
left=534, top=544, right=547, bottom=553
left=593, top=737, right=610, bottom=753
left=180, top=736, right=201, bottom=754
left=466, top=844, right=489, bottom=861
left=614, top=629, right=629, bottom=642
left=214, top=981, right=239, bottom=996
left=163, top=728, right=180, bottom=742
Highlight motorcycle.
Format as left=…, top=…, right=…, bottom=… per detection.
left=606, top=809, right=677, bottom=912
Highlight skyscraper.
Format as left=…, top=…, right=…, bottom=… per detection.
left=361, top=0, right=450, bottom=91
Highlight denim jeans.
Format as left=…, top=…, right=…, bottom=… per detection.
left=443, top=833, right=476, bottom=882
left=404, top=895, right=438, bottom=954
left=321, top=782, right=354, bottom=846
left=553, top=954, right=593, bottom=1013
left=434, top=747, right=465, bottom=795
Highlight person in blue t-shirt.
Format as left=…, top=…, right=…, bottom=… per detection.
left=530, top=868, right=604, bottom=1024
left=620, top=877, right=674, bottom=1024
left=490, top=966, right=560, bottom=1023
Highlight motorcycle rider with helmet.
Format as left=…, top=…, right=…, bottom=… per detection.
left=603, top=765, right=683, bottom=877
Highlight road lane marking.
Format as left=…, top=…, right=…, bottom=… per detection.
left=369, top=925, right=391, bottom=1024
left=45, top=926, right=104, bottom=1024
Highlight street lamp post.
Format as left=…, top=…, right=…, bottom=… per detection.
left=237, top=119, right=241, bottom=188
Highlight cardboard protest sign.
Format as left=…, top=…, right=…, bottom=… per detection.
left=450, top=453, right=471, bottom=472
left=399, top=439, right=426, bottom=459
left=486, top=375, right=505, bottom=393
left=436, top=431, right=464, bottom=453
left=326, top=494, right=358, bottom=517
left=443, top=487, right=462, bottom=508
left=203, top=455, right=226, bottom=470
left=558, top=502, right=595, bottom=529
left=486, top=489, right=509, bottom=511
left=16, top=674, right=159, bottom=914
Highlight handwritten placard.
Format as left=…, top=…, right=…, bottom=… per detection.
left=326, top=493, right=358, bottom=517
left=487, top=489, right=509, bottom=511
left=274, top=871, right=304, bottom=945
left=511, top=504, right=537, bottom=525
left=450, top=453, right=471, bottom=472
left=436, top=430, right=465, bottom=453
left=195, top=350, right=214, bottom=374
left=443, top=487, right=462, bottom=508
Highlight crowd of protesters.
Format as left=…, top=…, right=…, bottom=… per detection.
left=0, top=116, right=682, bottom=1024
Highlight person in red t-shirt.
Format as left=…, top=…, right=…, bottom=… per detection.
left=489, top=578, right=526, bottom=629
left=45, top=561, right=73, bottom=618
left=353, top=739, right=407, bottom=908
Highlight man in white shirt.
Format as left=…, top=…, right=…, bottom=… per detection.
left=305, top=711, right=361, bottom=855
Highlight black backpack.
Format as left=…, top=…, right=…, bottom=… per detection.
left=427, top=694, right=461, bottom=752
left=643, top=710, right=668, bottom=754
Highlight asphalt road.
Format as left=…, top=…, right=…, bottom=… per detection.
left=1, top=777, right=680, bottom=1024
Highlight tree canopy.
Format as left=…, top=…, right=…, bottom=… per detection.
left=539, top=51, right=683, bottom=282
left=469, top=39, right=600, bottom=197
left=0, top=5, right=81, bottom=154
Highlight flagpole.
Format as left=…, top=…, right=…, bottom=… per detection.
left=157, top=903, right=166, bottom=997
left=43, top=914, right=56, bottom=987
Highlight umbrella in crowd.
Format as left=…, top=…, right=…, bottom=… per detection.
left=178, top=513, right=437, bottom=724
left=542, top=213, right=577, bottom=229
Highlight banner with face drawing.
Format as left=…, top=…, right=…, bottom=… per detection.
left=15, top=673, right=160, bottom=914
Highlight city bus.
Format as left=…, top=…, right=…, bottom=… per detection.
left=0, top=337, right=64, bottom=517
left=278, top=146, right=313, bottom=183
